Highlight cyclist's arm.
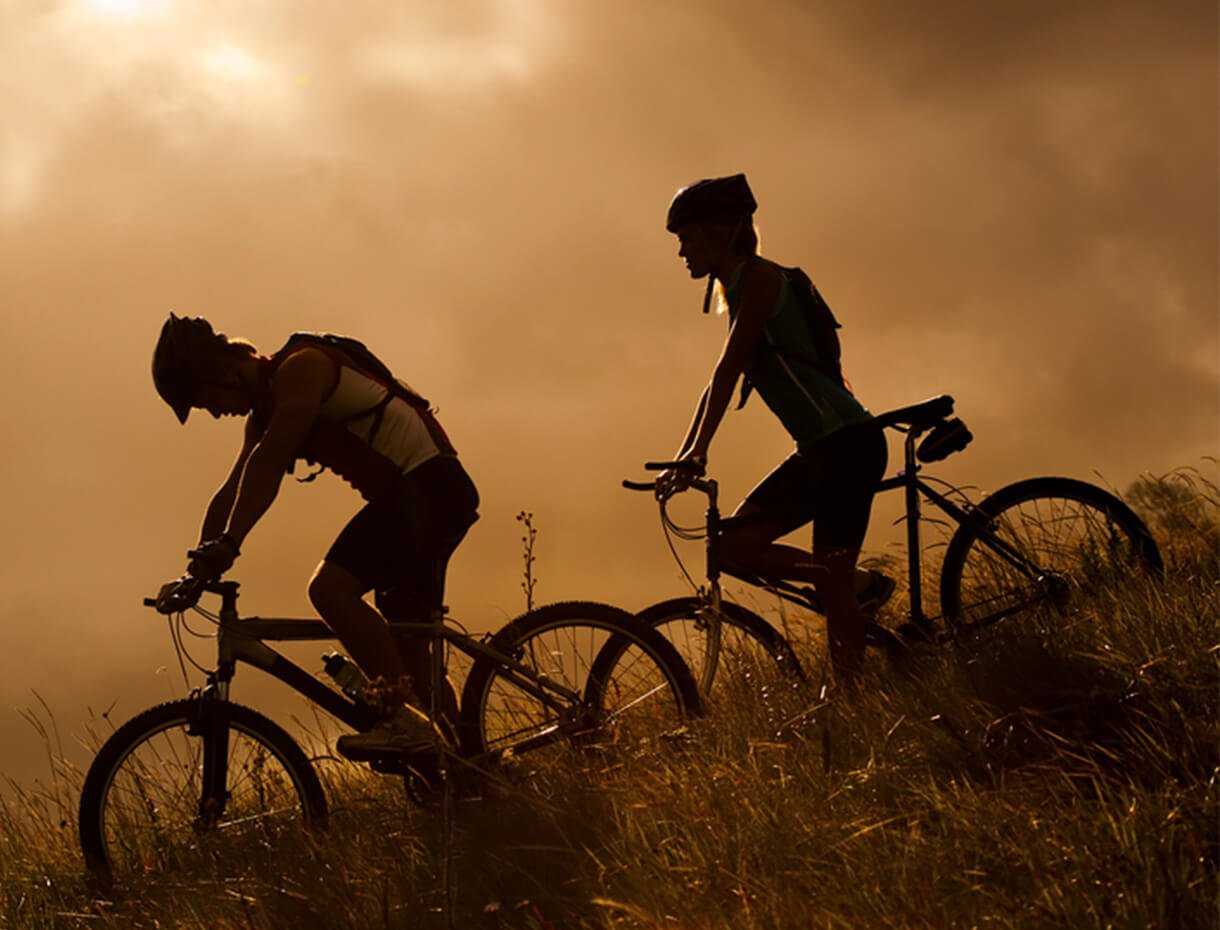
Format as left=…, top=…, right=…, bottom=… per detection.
left=674, top=386, right=709, bottom=458
left=198, top=416, right=261, bottom=542
left=222, top=349, right=333, bottom=546
left=685, top=264, right=779, bottom=460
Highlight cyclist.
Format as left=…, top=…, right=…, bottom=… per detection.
left=657, top=173, right=891, bottom=681
left=152, top=314, right=478, bottom=755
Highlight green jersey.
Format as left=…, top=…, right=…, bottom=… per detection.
left=724, top=260, right=872, bottom=451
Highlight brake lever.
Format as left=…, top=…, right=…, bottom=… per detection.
left=150, top=575, right=205, bottom=615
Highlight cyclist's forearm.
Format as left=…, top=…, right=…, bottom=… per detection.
left=675, top=387, right=709, bottom=457
left=223, top=445, right=289, bottom=546
left=689, top=368, right=736, bottom=457
left=199, top=482, right=239, bottom=542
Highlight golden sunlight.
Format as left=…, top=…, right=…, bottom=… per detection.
left=199, top=43, right=261, bottom=82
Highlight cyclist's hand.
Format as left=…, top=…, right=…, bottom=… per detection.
left=655, top=454, right=706, bottom=501
left=154, top=575, right=204, bottom=614
left=188, top=534, right=240, bottom=581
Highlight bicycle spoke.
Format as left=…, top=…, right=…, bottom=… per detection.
left=461, top=602, right=697, bottom=760
left=943, top=480, right=1159, bottom=632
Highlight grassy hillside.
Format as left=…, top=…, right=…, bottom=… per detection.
left=2, top=470, right=1216, bottom=929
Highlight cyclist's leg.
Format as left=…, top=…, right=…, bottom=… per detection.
left=719, top=453, right=825, bottom=578
left=374, top=456, right=479, bottom=716
left=309, top=502, right=411, bottom=692
left=723, top=426, right=887, bottom=681
left=808, top=424, right=888, bottom=680
left=726, top=453, right=883, bottom=600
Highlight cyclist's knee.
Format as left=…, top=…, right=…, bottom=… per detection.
left=721, top=512, right=788, bottom=564
left=308, top=560, right=367, bottom=614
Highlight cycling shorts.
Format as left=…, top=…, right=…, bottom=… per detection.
left=738, top=421, right=887, bottom=552
left=325, top=455, right=479, bottom=621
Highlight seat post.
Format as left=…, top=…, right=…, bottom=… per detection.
left=428, top=606, right=447, bottom=736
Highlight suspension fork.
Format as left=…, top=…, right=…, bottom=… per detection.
left=197, top=700, right=231, bottom=826
left=193, top=584, right=241, bottom=824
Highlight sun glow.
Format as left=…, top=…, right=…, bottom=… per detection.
left=200, top=43, right=261, bottom=82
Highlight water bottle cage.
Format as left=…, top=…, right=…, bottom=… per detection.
left=916, top=418, right=973, bottom=463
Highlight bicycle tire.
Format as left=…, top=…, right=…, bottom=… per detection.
left=457, top=601, right=701, bottom=759
left=635, top=597, right=805, bottom=695
left=79, top=699, right=327, bottom=881
left=940, top=477, right=1164, bottom=635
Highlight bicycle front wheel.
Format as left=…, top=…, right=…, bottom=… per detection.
left=79, top=699, right=327, bottom=882
left=636, top=597, right=805, bottom=696
left=940, top=477, right=1163, bottom=635
left=458, top=601, right=701, bottom=760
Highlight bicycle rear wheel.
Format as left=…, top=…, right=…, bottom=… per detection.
left=940, top=477, right=1163, bottom=635
left=79, top=699, right=327, bottom=882
left=635, top=597, right=804, bottom=696
left=458, top=601, right=700, bottom=760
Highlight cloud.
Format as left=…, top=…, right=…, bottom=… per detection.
left=0, top=0, right=1215, bottom=785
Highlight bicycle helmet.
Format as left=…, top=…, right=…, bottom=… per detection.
left=665, top=173, right=757, bottom=233
left=152, top=313, right=224, bottom=423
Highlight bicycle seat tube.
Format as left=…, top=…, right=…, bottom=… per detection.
left=701, top=477, right=721, bottom=589
left=876, top=424, right=931, bottom=627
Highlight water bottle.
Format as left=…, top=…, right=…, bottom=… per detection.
left=323, top=652, right=369, bottom=700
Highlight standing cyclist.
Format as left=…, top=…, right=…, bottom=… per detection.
left=657, top=174, right=891, bottom=682
left=152, top=315, right=479, bottom=755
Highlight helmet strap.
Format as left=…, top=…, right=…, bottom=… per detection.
left=701, top=275, right=715, bottom=314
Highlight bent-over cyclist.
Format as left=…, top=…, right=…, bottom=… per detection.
left=151, top=315, right=478, bottom=755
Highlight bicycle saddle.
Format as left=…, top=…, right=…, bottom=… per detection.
left=874, top=395, right=955, bottom=430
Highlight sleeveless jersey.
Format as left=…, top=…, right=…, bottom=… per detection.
left=724, top=261, right=872, bottom=450
left=254, top=343, right=455, bottom=501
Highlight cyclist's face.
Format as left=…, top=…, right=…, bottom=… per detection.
left=676, top=225, right=714, bottom=278
left=194, top=381, right=250, bottom=418
left=676, top=223, right=734, bottom=279
left=192, top=360, right=251, bottom=419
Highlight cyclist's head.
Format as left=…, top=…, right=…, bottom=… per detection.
left=152, top=314, right=257, bottom=423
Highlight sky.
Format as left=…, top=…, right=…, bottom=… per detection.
left=2, top=0, right=1216, bottom=786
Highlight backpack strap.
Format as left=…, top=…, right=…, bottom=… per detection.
left=733, top=262, right=848, bottom=410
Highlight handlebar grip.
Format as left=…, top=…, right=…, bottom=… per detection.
left=622, top=479, right=655, bottom=492
left=143, top=598, right=157, bottom=608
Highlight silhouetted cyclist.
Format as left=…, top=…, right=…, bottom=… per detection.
left=152, top=315, right=478, bottom=755
left=656, top=174, right=891, bottom=682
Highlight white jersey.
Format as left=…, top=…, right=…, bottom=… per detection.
left=319, top=364, right=445, bottom=476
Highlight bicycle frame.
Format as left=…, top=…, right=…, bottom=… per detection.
left=656, top=422, right=1049, bottom=633
left=185, top=581, right=592, bottom=765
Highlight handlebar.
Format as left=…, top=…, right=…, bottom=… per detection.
left=622, top=461, right=717, bottom=498
left=146, top=575, right=237, bottom=615
left=622, top=479, right=655, bottom=492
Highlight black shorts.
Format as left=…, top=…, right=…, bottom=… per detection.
left=325, top=455, right=479, bottom=621
left=739, top=422, right=887, bottom=552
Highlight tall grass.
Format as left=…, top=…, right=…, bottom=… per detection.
left=2, top=469, right=1216, bottom=929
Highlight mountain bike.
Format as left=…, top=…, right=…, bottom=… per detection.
left=78, top=577, right=700, bottom=882
left=623, top=394, right=1164, bottom=695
